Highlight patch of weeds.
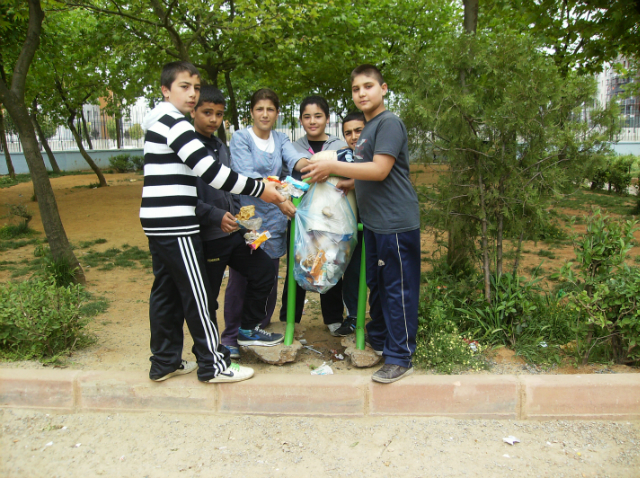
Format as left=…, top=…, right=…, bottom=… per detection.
left=78, top=296, right=109, bottom=318
left=78, top=238, right=107, bottom=249
left=634, top=256, right=640, bottom=264
left=72, top=182, right=102, bottom=190
left=0, top=174, right=32, bottom=189
left=0, top=237, right=39, bottom=252
left=537, top=249, right=556, bottom=259
left=0, top=278, right=96, bottom=361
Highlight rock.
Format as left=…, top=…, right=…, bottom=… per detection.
left=242, top=340, right=303, bottom=365
left=341, top=335, right=382, bottom=368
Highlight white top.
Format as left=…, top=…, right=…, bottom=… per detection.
left=249, top=128, right=275, bottom=154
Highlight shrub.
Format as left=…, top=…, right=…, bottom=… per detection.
left=560, top=209, right=640, bottom=364
left=129, top=155, right=144, bottom=171
left=108, top=153, right=132, bottom=173
left=0, top=278, right=94, bottom=360
left=128, top=123, right=144, bottom=140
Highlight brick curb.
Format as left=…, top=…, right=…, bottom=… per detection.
left=1, top=369, right=639, bottom=419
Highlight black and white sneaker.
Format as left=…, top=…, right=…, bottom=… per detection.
left=151, top=360, right=197, bottom=382
left=202, top=363, right=254, bottom=383
left=334, top=317, right=356, bottom=336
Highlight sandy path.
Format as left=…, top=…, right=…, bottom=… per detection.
left=1, top=409, right=639, bottom=478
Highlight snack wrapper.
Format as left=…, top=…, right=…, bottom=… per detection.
left=248, top=231, right=271, bottom=250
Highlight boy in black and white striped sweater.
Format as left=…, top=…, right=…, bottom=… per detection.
left=140, top=61, right=284, bottom=383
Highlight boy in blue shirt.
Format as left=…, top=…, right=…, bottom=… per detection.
left=302, top=65, right=421, bottom=383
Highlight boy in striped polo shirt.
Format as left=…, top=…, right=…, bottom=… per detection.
left=140, top=61, right=284, bottom=383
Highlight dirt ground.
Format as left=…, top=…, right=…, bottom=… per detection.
left=2, top=409, right=639, bottom=478
left=0, top=168, right=638, bottom=376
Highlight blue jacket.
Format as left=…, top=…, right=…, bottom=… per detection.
left=230, top=127, right=309, bottom=258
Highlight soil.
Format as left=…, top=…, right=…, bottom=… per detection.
left=2, top=409, right=639, bottom=478
left=0, top=168, right=638, bottom=377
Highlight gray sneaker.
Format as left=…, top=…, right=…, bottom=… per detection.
left=371, top=364, right=413, bottom=384
left=151, top=360, right=197, bottom=382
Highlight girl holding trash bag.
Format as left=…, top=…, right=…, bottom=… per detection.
left=222, top=88, right=311, bottom=357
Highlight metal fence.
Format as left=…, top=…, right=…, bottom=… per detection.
left=1, top=100, right=637, bottom=153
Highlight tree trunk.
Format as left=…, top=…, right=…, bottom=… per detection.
left=512, top=230, right=524, bottom=276
left=115, top=113, right=122, bottom=149
left=30, top=98, right=61, bottom=173
left=447, top=0, right=479, bottom=272
left=0, top=107, right=16, bottom=179
left=80, top=106, right=93, bottom=150
left=224, top=70, right=240, bottom=131
left=477, top=157, right=491, bottom=303
left=67, top=112, right=108, bottom=187
left=463, top=0, right=479, bottom=34
left=496, top=212, right=503, bottom=278
left=0, top=0, right=84, bottom=283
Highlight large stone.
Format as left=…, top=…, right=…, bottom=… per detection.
left=242, top=340, right=303, bottom=365
left=341, top=335, right=382, bottom=368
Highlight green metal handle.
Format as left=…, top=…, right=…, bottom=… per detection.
left=284, top=195, right=302, bottom=346
left=356, top=224, right=366, bottom=351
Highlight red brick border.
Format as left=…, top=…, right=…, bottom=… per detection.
left=1, top=369, right=639, bottom=419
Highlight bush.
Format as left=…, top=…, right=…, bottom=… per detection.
left=0, top=278, right=94, bottom=360
left=108, top=153, right=144, bottom=173
left=560, top=209, right=640, bottom=364
left=108, top=153, right=132, bottom=173
left=128, top=123, right=144, bottom=140
left=588, top=154, right=635, bottom=195
left=130, top=155, right=144, bottom=171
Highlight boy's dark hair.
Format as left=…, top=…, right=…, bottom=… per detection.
left=161, top=61, right=200, bottom=89
left=342, top=111, right=366, bottom=134
left=350, top=64, right=384, bottom=85
left=195, top=86, right=226, bottom=110
left=299, top=95, right=329, bottom=118
left=250, top=88, right=280, bottom=111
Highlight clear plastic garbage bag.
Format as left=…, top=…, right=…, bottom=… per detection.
left=293, top=181, right=357, bottom=293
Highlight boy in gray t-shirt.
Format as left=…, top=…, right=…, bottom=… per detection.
left=302, top=64, right=421, bottom=384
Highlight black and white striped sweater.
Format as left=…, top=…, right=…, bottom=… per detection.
left=139, top=102, right=264, bottom=236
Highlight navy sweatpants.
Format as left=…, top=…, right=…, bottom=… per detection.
left=364, top=227, right=421, bottom=368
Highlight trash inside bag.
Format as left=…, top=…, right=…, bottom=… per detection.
left=293, top=182, right=357, bottom=293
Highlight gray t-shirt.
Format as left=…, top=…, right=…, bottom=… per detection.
left=354, top=110, right=420, bottom=234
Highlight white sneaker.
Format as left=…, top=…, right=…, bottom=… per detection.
left=203, top=363, right=254, bottom=383
left=152, top=360, right=197, bottom=382
left=327, top=322, right=342, bottom=336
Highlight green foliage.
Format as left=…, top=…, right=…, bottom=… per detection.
left=560, top=209, right=640, bottom=364
left=0, top=278, right=94, bottom=361
left=414, top=276, right=487, bottom=373
left=398, top=30, right=618, bottom=283
left=108, top=153, right=144, bottom=173
left=127, top=123, right=143, bottom=140
left=588, top=154, right=636, bottom=195
left=456, top=273, right=541, bottom=347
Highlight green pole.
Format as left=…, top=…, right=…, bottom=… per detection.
left=356, top=223, right=366, bottom=350
left=284, top=196, right=302, bottom=345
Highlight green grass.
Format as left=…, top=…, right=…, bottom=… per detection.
left=537, top=249, right=556, bottom=259
left=0, top=171, right=96, bottom=189
left=553, top=187, right=637, bottom=216
left=81, top=245, right=150, bottom=270
left=77, top=238, right=107, bottom=249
